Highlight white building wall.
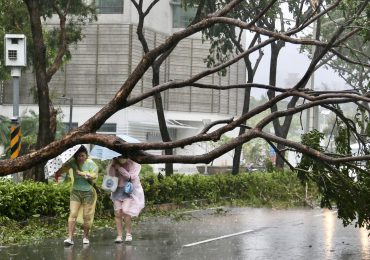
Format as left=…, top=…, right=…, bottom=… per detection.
left=84, top=0, right=173, bottom=34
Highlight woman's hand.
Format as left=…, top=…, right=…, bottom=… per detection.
left=77, top=170, right=91, bottom=179
left=124, top=174, right=132, bottom=182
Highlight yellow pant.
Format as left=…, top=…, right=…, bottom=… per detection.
left=68, top=189, right=96, bottom=227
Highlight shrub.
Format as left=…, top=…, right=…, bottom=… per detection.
left=0, top=180, right=70, bottom=221
left=0, top=171, right=318, bottom=221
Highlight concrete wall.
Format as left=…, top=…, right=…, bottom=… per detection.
left=1, top=23, right=246, bottom=115
left=85, top=0, right=178, bottom=35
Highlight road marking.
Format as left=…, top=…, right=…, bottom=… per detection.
left=183, top=229, right=254, bottom=248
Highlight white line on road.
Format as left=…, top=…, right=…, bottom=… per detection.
left=183, top=229, right=254, bottom=248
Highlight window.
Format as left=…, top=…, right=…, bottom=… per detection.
left=95, top=0, right=123, bottom=14
left=97, top=123, right=117, bottom=133
left=63, top=122, right=78, bottom=131
left=146, top=129, right=176, bottom=142
left=171, top=0, right=197, bottom=28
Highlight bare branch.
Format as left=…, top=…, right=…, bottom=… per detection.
left=46, top=2, right=68, bottom=82
left=293, top=0, right=369, bottom=90
left=331, top=49, right=370, bottom=68
left=249, top=0, right=279, bottom=26
left=143, top=0, right=160, bottom=16
left=200, top=118, right=234, bottom=134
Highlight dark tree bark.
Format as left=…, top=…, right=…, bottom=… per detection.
left=231, top=32, right=262, bottom=175
left=232, top=86, right=251, bottom=175
left=231, top=55, right=254, bottom=175
left=25, top=0, right=56, bottom=182
left=267, top=40, right=287, bottom=169
left=152, top=66, right=174, bottom=176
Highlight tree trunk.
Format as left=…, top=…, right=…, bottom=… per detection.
left=232, top=57, right=253, bottom=175
left=267, top=41, right=286, bottom=169
left=231, top=86, right=251, bottom=175
left=26, top=0, right=57, bottom=182
left=152, top=66, right=173, bottom=176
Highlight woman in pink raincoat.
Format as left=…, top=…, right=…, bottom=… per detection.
left=107, top=156, right=145, bottom=243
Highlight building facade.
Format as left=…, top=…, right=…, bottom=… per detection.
left=0, top=0, right=246, bottom=172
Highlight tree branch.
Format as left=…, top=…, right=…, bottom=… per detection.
left=46, top=1, right=68, bottom=82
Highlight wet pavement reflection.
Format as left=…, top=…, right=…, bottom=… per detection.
left=0, top=207, right=369, bottom=259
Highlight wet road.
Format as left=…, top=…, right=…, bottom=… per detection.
left=0, top=207, right=369, bottom=259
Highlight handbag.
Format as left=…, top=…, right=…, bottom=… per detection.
left=124, top=176, right=133, bottom=194
left=102, top=175, right=118, bottom=192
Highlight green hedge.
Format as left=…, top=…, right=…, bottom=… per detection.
left=0, top=171, right=318, bottom=221
left=0, top=180, right=70, bottom=220
left=142, top=171, right=316, bottom=206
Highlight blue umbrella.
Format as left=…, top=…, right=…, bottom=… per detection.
left=90, top=134, right=140, bottom=160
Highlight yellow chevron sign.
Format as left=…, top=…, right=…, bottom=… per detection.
left=10, top=123, right=21, bottom=159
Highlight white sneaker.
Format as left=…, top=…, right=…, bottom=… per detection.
left=64, top=238, right=74, bottom=245
left=125, top=234, right=132, bottom=242
left=114, top=236, right=123, bottom=243
left=83, top=238, right=90, bottom=244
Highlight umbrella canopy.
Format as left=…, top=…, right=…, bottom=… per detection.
left=90, top=134, right=140, bottom=161
left=44, top=144, right=82, bottom=178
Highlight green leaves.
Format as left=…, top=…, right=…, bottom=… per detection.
left=0, top=171, right=313, bottom=221
left=334, top=122, right=351, bottom=155
left=297, top=126, right=370, bottom=232
left=297, top=129, right=325, bottom=182
left=0, top=180, right=69, bottom=220
left=141, top=171, right=313, bottom=207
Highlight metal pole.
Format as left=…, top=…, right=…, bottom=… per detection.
left=309, top=64, right=317, bottom=130
left=57, top=96, right=73, bottom=132
left=11, top=68, right=21, bottom=182
left=309, top=18, right=345, bottom=131
left=305, top=106, right=311, bottom=133
left=311, top=21, right=319, bottom=131
left=306, top=21, right=318, bottom=132
left=12, top=70, right=20, bottom=119
left=68, top=97, right=73, bottom=131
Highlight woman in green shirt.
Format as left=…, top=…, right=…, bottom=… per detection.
left=57, top=145, right=98, bottom=246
